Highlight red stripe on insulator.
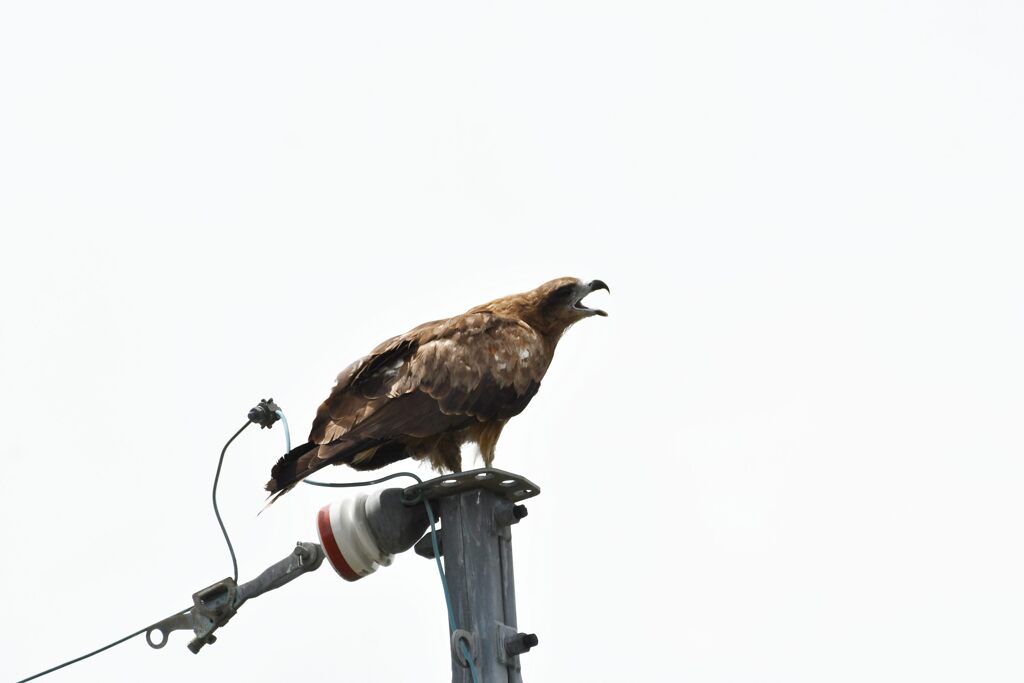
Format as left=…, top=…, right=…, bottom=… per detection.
left=317, top=505, right=362, bottom=582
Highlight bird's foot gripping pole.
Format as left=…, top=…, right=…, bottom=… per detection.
left=146, top=542, right=324, bottom=653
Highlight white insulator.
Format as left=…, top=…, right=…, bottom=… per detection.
left=316, top=491, right=394, bottom=581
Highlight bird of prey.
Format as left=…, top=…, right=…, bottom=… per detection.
left=265, top=277, right=609, bottom=501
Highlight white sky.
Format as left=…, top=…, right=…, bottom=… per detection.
left=2, top=1, right=1023, bottom=681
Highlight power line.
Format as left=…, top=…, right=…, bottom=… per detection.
left=212, top=421, right=251, bottom=582
left=14, top=414, right=259, bottom=683
left=15, top=609, right=189, bottom=683
left=14, top=402, right=486, bottom=682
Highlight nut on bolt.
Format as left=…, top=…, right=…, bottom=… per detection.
left=495, top=503, right=529, bottom=528
left=505, top=632, right=539, bottom=657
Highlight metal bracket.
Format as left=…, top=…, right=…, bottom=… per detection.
left=145, top=611, right=192, bottom=649
left=146, top=577, right=238, bottom=654
left=402, top=468, right=541, bottom=505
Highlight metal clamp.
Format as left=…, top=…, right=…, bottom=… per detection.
left=248, top=398, right=282, bottom=429
left=146, top=542, right=324, bottom=654
left=147, top=577, right=238, bottom=654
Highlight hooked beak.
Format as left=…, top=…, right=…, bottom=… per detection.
left=574, top=279, right=610, bottom=317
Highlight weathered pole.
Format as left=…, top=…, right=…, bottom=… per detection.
left=438, top=477, right=538, bottom=682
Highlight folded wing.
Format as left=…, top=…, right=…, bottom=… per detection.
left=266, top=312, right=546, bottom=496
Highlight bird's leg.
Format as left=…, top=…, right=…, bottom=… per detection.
left=477, top=420, right=506, bottom=468
left=434, top=435, right=462, bottom=473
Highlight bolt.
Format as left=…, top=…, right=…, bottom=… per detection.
left=505, top=632, right=539, bottom=657
left=495, top=502, right=529, bottom=528
left=414, top=533, right=441, bottom=559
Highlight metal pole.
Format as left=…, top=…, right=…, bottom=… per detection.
left=440, top=487, right=530, bottom=683
left=407, top=468, right=540, bottom=682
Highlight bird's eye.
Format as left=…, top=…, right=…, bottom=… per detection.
left=553, top=284, right=575, bottom=299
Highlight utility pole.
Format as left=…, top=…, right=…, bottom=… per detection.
left=408, top=470, right=540, bottom=683
left=150, top=468, right=541, bottom=682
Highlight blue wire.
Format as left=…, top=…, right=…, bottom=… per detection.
left=425, top=498, right=481, bottom=683
left=275, top=409, right=291, bottom=452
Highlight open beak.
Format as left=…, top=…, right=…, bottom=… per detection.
left=574, top=279, right=610, bottom=317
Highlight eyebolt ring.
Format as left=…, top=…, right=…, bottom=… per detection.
left=145, top=628, right=168, bottom=649
left=451, top=629, right=476, bottom=667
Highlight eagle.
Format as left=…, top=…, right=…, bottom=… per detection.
left=265, top=277, right=609, bottom=501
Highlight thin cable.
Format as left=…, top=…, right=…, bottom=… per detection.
left=15, top=607, right=190, bottom=683
left=270, top=407, right=421, bottom=492
left=213, top=421, right=251, bottom=583
left=277, top=407, right=418, bottom=491
left=424, top=498, right=481, bottom=683
left=304, top=471, right=423, bottom=488
left=21, top=411, right=267, bottom=682
left=19, top=408, right=477, bottom=683
left=272, top=407, right=417, bottom=492
left=273, top=407, right=415, bottom=490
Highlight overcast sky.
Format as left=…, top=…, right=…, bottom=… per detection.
left=2, top=1, right=1023, bottom=681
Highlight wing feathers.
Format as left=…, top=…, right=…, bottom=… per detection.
left=278, top=312, right=548, bottom=490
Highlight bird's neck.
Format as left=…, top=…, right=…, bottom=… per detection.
left=472, top=297, right=570, bottom=349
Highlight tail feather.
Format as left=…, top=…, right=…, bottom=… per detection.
left=264, top=438, right=383, bottom=504
left=265, top=441, right=319, bottom=496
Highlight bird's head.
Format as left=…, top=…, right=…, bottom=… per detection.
left=491, top=277, right=609, bottom=338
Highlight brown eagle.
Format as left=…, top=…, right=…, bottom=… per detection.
left=265, top=277, right=609, bottom=500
